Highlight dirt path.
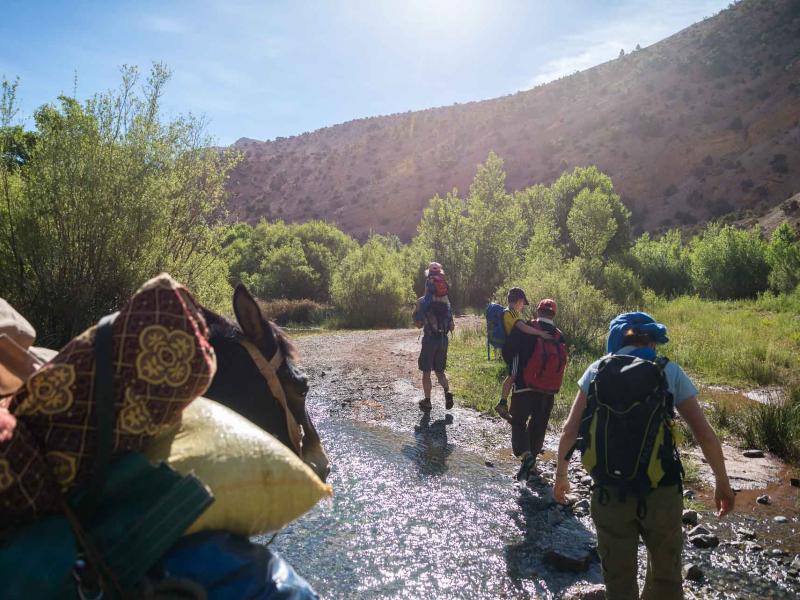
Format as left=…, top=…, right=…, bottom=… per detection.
left=268, top=325, right=799, bottom=600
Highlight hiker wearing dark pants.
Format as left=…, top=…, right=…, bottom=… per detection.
left=509, top=390, right=553, bottom=462
left=414, top=263, right=454, bottom=412
left=554, top=312, right=735, bottom=600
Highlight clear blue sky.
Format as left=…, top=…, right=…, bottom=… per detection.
left=2, top=0, right=729, bottom=145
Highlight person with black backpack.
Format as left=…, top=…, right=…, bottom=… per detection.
left=413, top=262, right=455, bottom=412
left=554, top=312, right=735, bottom=600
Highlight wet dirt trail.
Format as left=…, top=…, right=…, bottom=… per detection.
left=263, top=324, right=799, bottom=599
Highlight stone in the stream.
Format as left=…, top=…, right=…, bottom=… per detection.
left=773, top=515, right=789, bottom=523
left=683, top=489, right=695, bottom=499
left=745, top=542, right=764, bottom=553
left=743, top=449, right=765, bottom=458
left=562, top=583, right=606, bottom=599
left=682, top=510, right=699, bottom=526
left=770, top=549, right=787, bottom=558
left=737, top=528, right=756, bottom=540
left=574, top=499, right=590, bottom=511
left=580, top=475, right=593, bottom=486
left=683, top=563, right=704, bottom=582
left=789, top=555, right=800, bottom=577
left=756, top=494, right=771, bottom=505
left=544, top=549, right=592, bottom=573
left=690, top=534, right=720, bottom=549
left=688, top=525, right=711, bottom=537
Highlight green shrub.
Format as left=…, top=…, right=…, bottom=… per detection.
left=330, top=237, right=414, bottom=328
left=631, top=230, right=693, bottom=297
left=766, top=221, right=800, bottom=293
left=689, top=223, right=769, bottom=299
left=601, top=261, right=645, bottom=308
left=513, top=259, right=617, bottom=351
left=257, top=298, right=327, bottom=325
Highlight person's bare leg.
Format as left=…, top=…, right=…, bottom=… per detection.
left=422, top=371, right=433, bottom=398
left=435, top=371, right=449, bottom=391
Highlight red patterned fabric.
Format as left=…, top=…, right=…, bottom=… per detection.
left=0, top=274, right=216, bottom=527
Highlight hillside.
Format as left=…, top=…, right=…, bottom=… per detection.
left=225, top=0, right=800, bottom=239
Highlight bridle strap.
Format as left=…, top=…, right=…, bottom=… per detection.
left=238, top=339, right=303, bottom=456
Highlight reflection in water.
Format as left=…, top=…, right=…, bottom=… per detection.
left=402, top=412, right=454, bottom=477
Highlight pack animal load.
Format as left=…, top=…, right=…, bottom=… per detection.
left=521, top=320, right=568, bottom=393
left=428, top=273, right=449, bottom=298
left=485, top=303, right=507, bottom=360
left=574, top=355, right=683, bottom=506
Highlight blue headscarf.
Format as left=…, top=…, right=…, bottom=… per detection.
left=606, top=312, right=669, bottom=357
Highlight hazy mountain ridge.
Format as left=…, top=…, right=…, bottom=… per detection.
left=226, top=0, right=800, bottom=239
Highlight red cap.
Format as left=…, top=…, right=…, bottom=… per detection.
left=537, top=298, right=557, bottom=315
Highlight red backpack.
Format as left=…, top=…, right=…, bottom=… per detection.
left=522, top=320, right=568, bottom=394
left=428, top=273, right=449, bottom=297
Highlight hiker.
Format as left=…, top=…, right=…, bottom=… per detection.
left=495, top=294, right=566, bottom=481
left=414, top=262, right=455, bottom=412
left=554, top=312, right=735, bottom=600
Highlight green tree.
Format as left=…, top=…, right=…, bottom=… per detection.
left=414, top=190, right=475, bottom=308
left=766, top=221, right=800, bottom=293
left=689, top=223, right=769, bottom=299
left=567, top=188, right=618, bottom=257
left=549, top=166, right=631, bottom=257
left=246, top=238, right=321, bottom=300
left=466, top=152, right=523, bottom=304
left=631, top=229, right=692, bottom=296
left=0, top=66, right=238, bottom=345
left=330, top=237, right=413, bottom=328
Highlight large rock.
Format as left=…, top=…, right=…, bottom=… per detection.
left=682, top=510, right=699, bottom=526
left=543, top=549, right=593, bottom=573
left=683, top=563, right=704, bottom=582
left=562, top=583, right=606, bottom=599
left=756, top=494, right=771, bottom=505
left=688, top=525, right=711, bottom=537
left=736, top=528, right=756, bottom=539
left=690, top=534, right=720, bottom=549
left=774, top=516, right=789, bottom=523
left=743, top=449, right=765, bottom=458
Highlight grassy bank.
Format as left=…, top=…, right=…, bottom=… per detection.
left=449, top=293, right=800, bottom=464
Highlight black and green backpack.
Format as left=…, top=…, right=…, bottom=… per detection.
left=575, top=354, right=683, bottom=509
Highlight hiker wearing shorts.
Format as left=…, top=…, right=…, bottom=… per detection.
left=414, top=264, right=454, bottom=412
left=554, top=312, right=735, bottom=600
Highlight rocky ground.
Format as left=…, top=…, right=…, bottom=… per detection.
left=275, top=322, right=799, bottom=599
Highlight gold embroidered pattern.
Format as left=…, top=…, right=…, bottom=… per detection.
left=19, top=364, right=76, bottom=415
left=45, top=451, right=78, bottom=488
left=118, top=388, right=159, bottom=435
left=0, top=459, right=14, bottom=492
left=136, top=325, right=196, bottom=387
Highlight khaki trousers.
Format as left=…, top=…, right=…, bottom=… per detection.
left=590, top=484, right=684, bottom=600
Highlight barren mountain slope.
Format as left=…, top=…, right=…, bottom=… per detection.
left=226, top=0, right=800, bottom=239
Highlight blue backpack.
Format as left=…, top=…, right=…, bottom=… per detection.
left=485, top=303, right=507, bottom=360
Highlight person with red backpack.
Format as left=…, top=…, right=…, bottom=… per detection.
left=413, top=262, right=455, bottom=412
left=501, top=298, right=568, bottom=482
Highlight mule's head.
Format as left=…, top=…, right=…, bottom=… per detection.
left=202, top=284, right=330, bottom=482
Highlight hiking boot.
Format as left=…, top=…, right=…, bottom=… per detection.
left=418, top=397, right=432, bottom=411
left=445, top=391, right=454, bottom=410
left=495, top=400, right=511, bottom=423
left=516, top=453, right=536, bottom=482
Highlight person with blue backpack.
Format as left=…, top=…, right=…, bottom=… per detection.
left=414, top=262, right=455, bottom=412
left=553, top=312, right=735, bottom=600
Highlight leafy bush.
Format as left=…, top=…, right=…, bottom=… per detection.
left=257, top=298, right=327, bottom=325
left=244, top=238, right=321, bottom=300
left=689, top=223, right=769, bottom=299
left=600, top=261, right=644, bottom=308
left=513, top=259, right=617, bottom=351
left=631, top=230, right=693, bottom=297
left=0, top=67, right=238, bottom=346
left=766, top=221, right=800, bottom=293
left=330, top=237, right=414, bottom=328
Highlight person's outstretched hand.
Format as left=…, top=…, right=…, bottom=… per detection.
left=715, top=480, right=736, bottom=517
left=0, top=407, right=16, bottom=442
left=554, top=474, right=570, bottom=504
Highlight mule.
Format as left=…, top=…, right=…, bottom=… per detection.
left=202, top=285, right=330, bottom=482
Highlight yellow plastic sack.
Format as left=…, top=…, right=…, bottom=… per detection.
left=144, top=397, right=332, bottom=536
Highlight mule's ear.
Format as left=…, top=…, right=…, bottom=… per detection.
left=233, top=284, right=270, bottom=345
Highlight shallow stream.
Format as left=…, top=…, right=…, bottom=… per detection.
left=265, top=345, right=799, bottom=599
